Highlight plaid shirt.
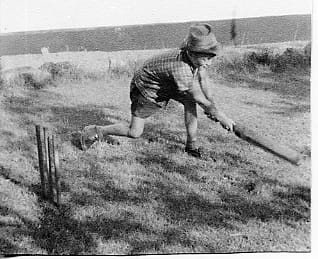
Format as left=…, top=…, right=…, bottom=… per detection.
left=132, top=48, right=198, bottom=102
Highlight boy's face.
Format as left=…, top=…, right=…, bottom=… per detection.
left=187, top=51, right=216, bottom=68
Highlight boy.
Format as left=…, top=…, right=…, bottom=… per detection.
left=79, top=23, right=235, bottom=158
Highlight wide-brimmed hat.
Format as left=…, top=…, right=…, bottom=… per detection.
left=181, top=23, right=220, bottom=55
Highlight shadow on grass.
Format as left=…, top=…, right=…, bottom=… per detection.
left=71, top=181, right=146, bottom=206
left=207, top=149, right=255, bottom=168
left=132, top=144, right=310, bottom=237
left=0, top=88, right=150, bottom=254
left=48, top=105, right=122, bottom=142
left=0, top=165, right=22, bottom=186
left=136, top=152, right=205, bottom=183
left=0, top=237, right=19, bottom=254
left=0, top=201, right=96, bottom=255
left=155, top=180, right=310, bottom=229
left=3, top=135, right=37, bottom=168
left=29, top=205, right=95, bottom=255
left=156, top=183, right=238, bottom=230
left=0, top=86, right=311, bottom=254
left=130, top=227, right=205, bottom=255
left=218, top=187, right=310, bottom=223
left=3, top=91, right=122, bottom=142
left=244, top=99, right=310, bottom=117
left=271, top=103, right=310, bottom=117
left=0, top=152, right=310, bottom=255
left=223, top=71, right=310, bottom=99
left=143, top=122, right=185, bottom=146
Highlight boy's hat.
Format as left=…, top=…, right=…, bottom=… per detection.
left=182, top=23, right=220, bottom=55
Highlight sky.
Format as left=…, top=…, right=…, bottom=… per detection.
left=0, top=0, right=312, bottom=33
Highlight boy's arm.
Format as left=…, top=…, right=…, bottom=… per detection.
left=197, top=67, right=216, bottom=106
left=195, top=67, right=235, bottom=130
left=173, top=65, right=234, bottom=130
left=187, top=82, right=218, bottom=116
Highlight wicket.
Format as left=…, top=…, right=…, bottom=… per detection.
left=35, top=125, right=61, bottom=206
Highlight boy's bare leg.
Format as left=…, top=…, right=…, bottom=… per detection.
left=81, top=115, right=145, bottom=147
left=97, top=115, right=145, bottom=139
left=183, top=100, right=198, bottom=150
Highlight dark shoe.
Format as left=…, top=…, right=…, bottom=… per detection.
left=80, top=134, right=98, bottom=151
left=185, top=146, right=202, bottom=158
left=70, top=131, right=98, bottom=151
left=80, top=125, right=100, bottom=151
left=70, top=131, right=83, bottom=150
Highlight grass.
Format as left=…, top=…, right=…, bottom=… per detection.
left=0, top=42, right=311, bottom=255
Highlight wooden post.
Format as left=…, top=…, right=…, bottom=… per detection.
left=35, top=125, right=46, bottom=197
left=52, top=135, right=61, bottom=207
left=47, top=135, right=54, bottom=202
left=43, top=127, right=49, bottom=198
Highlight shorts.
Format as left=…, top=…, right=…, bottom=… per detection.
left=130, top=86, right=164, bottom=119
left=130, top=84, right=195, bottom=119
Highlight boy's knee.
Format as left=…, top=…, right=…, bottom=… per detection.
left=128, top=128, right=143, bottom=138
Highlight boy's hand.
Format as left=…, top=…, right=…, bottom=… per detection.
left=206, top=111, right=235, bottom=131
left=216, top=112, right=235, bottom=131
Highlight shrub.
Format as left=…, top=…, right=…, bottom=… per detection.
left=0, top=63, right=3, bottom=90
left=304, top=42, right=311, bottom=62
left=214, top=46, right=310, bottom=76
left=39, top=60, right=141, bottom=81
left=247, top=48, right=274, bottom=66
left=108, top=65, right=131, bottom=79
left=107, top=59, right=143, bottom=79
left=270, top=48, right=310, bottom=73
left=39, top=61, right=85, bottom=81
left=215, top=53, right=258, bottom=75
left=1, top=67, right=52, bottom=90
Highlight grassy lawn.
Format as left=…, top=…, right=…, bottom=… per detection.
left=0, top=46, right=311, bottom=255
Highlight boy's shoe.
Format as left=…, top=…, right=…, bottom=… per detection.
left=80, top=133, right=99, bottom=151
left=80, top=125, right=100, bottom=151
left=70, top=131, right=83, bottom=150
left=185, top=146, right=202, bottom=158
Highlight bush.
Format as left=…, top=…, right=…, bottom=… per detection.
left=1, top=67, right=53, bottom=90
left=107, top=59, right=143, bottom=79
left=39, top=61, right=85, bottom=81
left=270, top=48, right=310, bottom=73
left=0, top=63, right=3, bottom=89
left=214, top=46, right=310, bottom=76
left=39, top=60, right=141, bottom=81
left=304, top=42, right=311, bottom=61
left=216, top=53, right=258, bottom=75
left=247, top=48, right=273, bottom=66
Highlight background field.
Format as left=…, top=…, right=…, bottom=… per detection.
left=0, top=14, right=311, bottom=56
left=0, top=37, right=311, bottom=255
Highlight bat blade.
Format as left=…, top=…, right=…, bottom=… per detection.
left=233, top=123, right=301, bottom=165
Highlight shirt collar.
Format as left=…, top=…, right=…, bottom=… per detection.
left=181, top=48, right=196, bottom=72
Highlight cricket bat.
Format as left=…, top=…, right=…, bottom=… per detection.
left=232, top=122, right=301, bottom=165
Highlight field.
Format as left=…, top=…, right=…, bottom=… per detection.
left=0, top=41, right=311, bottom=255
left=0, top=14, right=311, bottom=56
